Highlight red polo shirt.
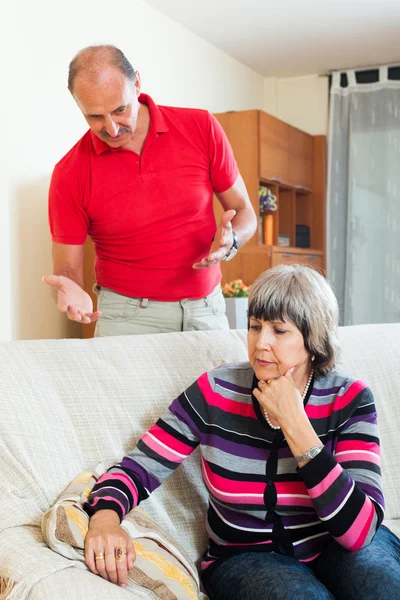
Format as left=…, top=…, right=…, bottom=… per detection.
left=49, top=94, right=238, bottom=301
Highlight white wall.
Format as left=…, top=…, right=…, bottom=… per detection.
left=5, top=0, right=328, bottom=340
left=264, top=75, right=329, bottom=135
left=5, top=0, right=265, bottom=341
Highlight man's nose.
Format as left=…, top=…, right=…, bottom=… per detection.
left=105, top=117, right=119, bottom=137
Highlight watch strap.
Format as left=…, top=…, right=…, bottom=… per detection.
left=295, top=445, right=324, bottom=464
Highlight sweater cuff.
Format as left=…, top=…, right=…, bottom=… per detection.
left=296, top=447, right=339, bottom=488
left=83, top=497, right=124, bottom=522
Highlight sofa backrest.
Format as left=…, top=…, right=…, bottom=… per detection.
left=0, top=324, right=398, bottom=561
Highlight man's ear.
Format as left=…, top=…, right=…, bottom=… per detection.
left=134, top=72, right=141, bottom=95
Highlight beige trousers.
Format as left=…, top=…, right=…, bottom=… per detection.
left=94, top=285, right=229, bottom=337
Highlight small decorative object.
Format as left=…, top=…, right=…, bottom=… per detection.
left=222, top=279, right=249, bottom=329
left=278, top=234, right=290, bottom=247
left=295, top=224, right=310, bottom=248
left=259, top=185, right=278, bottom=213
left=222, top=279, right=249, bottom=298
left=263, top=214, right=274, bottom=245
left=259, top=186, right=277, bottom=244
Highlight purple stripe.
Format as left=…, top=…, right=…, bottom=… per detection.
left=119, top=457, right=161, bottom=493
left=345, top=413, right=377, bottom=428
left=357, top=482, right=385, bottom=508
left=317, top=476, right=353, bottom=518
left=312, top=386, right=342, bottom=397
left=207, top=433, right=270, bottom=461
left=169, top=398, right=203, bottom=439
left=214, top=378, right=252, bottom=395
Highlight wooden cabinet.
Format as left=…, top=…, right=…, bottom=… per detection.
left=259, top=112, right=289, bottom=183
left=213, top=109, right=326, bottom=286
left=288, top=127, right=313, bottom=190
left=270, top=249, right=323, bottom=270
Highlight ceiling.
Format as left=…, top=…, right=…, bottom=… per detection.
left=143, top=0, right=400, bottom=78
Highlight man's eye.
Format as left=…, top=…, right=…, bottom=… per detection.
left=116, top=107, right=126, bottom=113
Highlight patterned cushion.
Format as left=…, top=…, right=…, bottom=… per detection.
left=41, top=465, right=201, bottom=600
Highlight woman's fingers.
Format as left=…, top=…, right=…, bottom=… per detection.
left=126, top=540, right=136, bottom=571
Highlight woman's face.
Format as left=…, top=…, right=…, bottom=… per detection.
left=248, top=316, right=311, bottom=382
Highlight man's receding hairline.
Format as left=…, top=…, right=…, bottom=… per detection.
left=68, top=45, right=136, bottom=93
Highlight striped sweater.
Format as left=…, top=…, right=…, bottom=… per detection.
left=86, top=363, right=384, bottom=577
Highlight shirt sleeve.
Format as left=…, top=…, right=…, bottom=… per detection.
left=48, top=164, right=89, bottom=245
left=208, top=113, right=239, bottom=194
left=299, top=384, right=384, bottom=551
left=84, top=380, right=204, bottom=521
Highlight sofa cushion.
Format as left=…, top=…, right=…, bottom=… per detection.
left=42, top=465, right=200, bottom=600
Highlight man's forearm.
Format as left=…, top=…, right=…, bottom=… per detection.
left=53, top=265, right=84, bottom=289
left=231, top=207, right=258, bottom=248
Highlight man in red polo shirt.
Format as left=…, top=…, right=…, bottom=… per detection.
left=44, top=45, right=257, bottom=336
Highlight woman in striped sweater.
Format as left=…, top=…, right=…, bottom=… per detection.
left=84, top=264, right=400, bottom=599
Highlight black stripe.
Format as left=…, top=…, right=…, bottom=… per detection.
left=157, top=417, right=198, bottom=448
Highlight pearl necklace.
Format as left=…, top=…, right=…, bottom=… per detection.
left=261, top=370, right=314, bottom=430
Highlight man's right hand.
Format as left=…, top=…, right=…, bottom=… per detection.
left=42, top=275, right=102, bottom=324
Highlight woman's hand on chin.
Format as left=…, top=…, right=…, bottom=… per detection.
left=254, top=367, right=306, bottom=431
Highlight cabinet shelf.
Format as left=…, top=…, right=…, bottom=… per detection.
left=213, top=109, right=327, bottom=284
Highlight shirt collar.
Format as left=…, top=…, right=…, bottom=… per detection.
left=91, top=93, right=169, bottom=155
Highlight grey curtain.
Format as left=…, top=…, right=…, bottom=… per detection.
left=327, top=67, right=400, bottom=325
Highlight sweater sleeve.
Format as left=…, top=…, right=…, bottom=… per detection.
left=84, top=382, right=204, bottom=521
left=299, top=383, right=384, bottom=551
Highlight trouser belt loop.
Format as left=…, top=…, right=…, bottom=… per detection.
left=140, top=298, right=149, bottom=308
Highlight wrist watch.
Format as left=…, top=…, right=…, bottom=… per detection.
left=295, top=445, right=324, bottom=464
left=223, top=231, right=239, bottom=262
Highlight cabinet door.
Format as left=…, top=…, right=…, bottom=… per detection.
left=259, top=112, right=289, bottom=184
left=288, top=127, right=313, bottom=190
left=222, top=250, right=271, bottom=287
left=83, top=237, right=97, bottom=339
left=271, top=251, right=322, bottom=271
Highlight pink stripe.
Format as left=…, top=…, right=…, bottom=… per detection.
left=142, top=432, right=184, bottom=463
left=334, top=380, right=367, bottom=411
left=90, top=495, right=126, bottom=515
left=336, top=440, right=379, bottom=454
left=300, top=553, right=321, bottom=563
left=99, top=472, right=138, bottom=505
left=335, top=451, right=381, bottom=466
left=276, top=482, right=309, bottom=495
left=149, top=424, right=194, bottom=456
left=335, top=496, right=374, bottom=549
left=307, top=463, right=343, bottom=499
left=306, top=380, right=366, bottom=418
left=197, top=373, right=257, bottom=418
left=277, top=495, right=314, bottom=507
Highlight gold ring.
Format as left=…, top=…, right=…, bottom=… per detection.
left=115, top=546, right=125, bottom=562
left=94, top=552, right=105, bottom=561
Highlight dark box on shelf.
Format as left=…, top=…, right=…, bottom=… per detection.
left=296, top=225, right=310, bottom=248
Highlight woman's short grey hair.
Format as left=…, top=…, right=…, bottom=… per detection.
left=248, top=264, right=340, bottom=377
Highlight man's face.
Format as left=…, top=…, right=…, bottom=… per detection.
left=73, top=67, right=141, bottom=148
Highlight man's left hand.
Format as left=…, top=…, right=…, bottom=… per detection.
left=192, top=209, right=236, bottom=269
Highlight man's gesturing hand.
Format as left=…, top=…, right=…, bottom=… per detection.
left=43, top=275, right=102, bottom=324
left=193, top=209, right=236, bottom=269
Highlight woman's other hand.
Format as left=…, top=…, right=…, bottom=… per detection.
left=85, top=509, right=135, bottom=587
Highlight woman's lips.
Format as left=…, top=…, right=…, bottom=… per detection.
left=256, top=359, right=274, bottom=366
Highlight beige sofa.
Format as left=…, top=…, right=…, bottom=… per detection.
left=0, top=324, right=399, bottom=599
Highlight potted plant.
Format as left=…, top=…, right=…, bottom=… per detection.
left=222, top=279, right=249, bottom=329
